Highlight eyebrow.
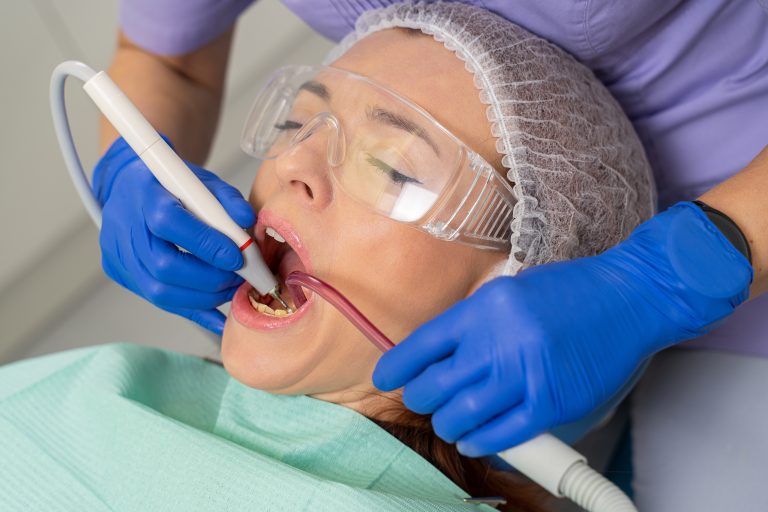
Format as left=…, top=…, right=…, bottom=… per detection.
left=298, top=80, right=330, bottom=101
left=366, top=107, right=441, bottom=156
left=297, top=80, right=441, bottom=156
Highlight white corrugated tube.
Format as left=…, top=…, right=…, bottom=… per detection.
left=560, top=461, right=637, bottom=511
left=499, top=433, right=637, bottom=512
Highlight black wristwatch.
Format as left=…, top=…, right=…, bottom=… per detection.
left=693, top=200, right=752, bottom=265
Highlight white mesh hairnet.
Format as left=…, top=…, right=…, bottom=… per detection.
left=324, top=1, right=656, bottom=276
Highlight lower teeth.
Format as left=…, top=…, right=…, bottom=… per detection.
left=248, top=290, right=291, bottom=317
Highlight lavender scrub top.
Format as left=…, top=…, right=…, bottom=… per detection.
left=120, top=0, right=768, bottom=357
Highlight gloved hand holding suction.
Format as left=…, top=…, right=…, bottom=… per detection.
left=373, top=202, right=754, bottom=456
left=93, top=136, right=255, bottom=335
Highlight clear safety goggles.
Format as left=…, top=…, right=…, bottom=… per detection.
left=241, top=65, right=516, bottom=251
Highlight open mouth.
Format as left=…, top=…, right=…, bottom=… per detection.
left=231, top=210, right=314, bottom=329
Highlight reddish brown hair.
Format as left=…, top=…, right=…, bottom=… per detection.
left=370, top=401, right=553, bottom=512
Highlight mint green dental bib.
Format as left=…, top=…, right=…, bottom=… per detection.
left=0, top=343, right=492, bottom=511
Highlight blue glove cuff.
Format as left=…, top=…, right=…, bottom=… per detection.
left=611, top=201, right=754, bottom=351
left=668, top=202, right=753, bottom=299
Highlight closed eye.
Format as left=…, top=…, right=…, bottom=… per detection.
left=275, top=120, right=303, bottom=130
left=365, top=154, right=422, bottom=185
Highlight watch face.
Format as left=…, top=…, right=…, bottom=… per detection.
left=694, top=201, right=752, bottom=265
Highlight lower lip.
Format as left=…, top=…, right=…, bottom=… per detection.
left=231, top=282, right=314, bottom=330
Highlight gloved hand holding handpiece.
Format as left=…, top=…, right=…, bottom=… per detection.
left=93, top=136, right=255, bottom=335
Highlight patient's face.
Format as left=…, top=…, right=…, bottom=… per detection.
left=222, top=29, right=505, bottom=409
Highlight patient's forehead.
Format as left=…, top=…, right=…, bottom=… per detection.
left=329, top=29, right=496, bottom=167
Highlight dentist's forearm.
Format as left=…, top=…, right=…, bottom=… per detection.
left=699, top=145, right=768, bottom=298
left=99, top=29, right=234, bottom=164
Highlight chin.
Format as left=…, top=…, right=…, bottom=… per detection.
left=221, top=312, right=383, bottom=399
left=221, top=316, right=318, bottom=394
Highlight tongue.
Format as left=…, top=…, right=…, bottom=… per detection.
left=278, top=248, right=304, bottom=279
left=277, top=249, right=306, bottom=309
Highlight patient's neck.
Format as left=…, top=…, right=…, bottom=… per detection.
left=311, top=385, right=404, bottom=421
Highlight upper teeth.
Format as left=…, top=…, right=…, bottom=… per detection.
left=266, top=227, right=286, bottom=243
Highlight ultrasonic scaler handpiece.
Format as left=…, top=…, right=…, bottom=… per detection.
left=50, top=60, right=280, bottom=299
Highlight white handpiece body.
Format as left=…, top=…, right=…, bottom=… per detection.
left=83, top=71, right=277, bottom=296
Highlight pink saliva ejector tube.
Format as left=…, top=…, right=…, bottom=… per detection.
left=285, top=271, right=395, bottom=353
left=285, top=276, right=634, bottom=511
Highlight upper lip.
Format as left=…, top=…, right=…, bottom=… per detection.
left=254, top=209, right=313, bottom=276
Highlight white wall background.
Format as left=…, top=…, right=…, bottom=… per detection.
left=0, top=0, right=333, bottom=363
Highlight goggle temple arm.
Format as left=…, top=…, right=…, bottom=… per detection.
left=422, top=153, right=515, bottom=251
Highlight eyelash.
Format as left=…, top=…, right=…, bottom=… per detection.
left=274, top=122, right=421, bottom=185
left=274, top=120, right=303, bottom=130
left=365, top=155, right=421, bottom=185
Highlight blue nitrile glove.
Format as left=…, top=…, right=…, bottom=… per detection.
left=93, top=136, right=255, bottom=335
left=373, top=202, right=753, bottom=456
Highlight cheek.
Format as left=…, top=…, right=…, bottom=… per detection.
left=250, top=164, right=280, bottom=207
left=329, top=219, right=480, bottom=343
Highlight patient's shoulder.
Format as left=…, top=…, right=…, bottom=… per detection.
left=0, top=344, right=99, bottom=400
left=0, top=343, right=219, bottom=401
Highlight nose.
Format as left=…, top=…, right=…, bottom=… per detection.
left=273, top=116, right=341, bottom=210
